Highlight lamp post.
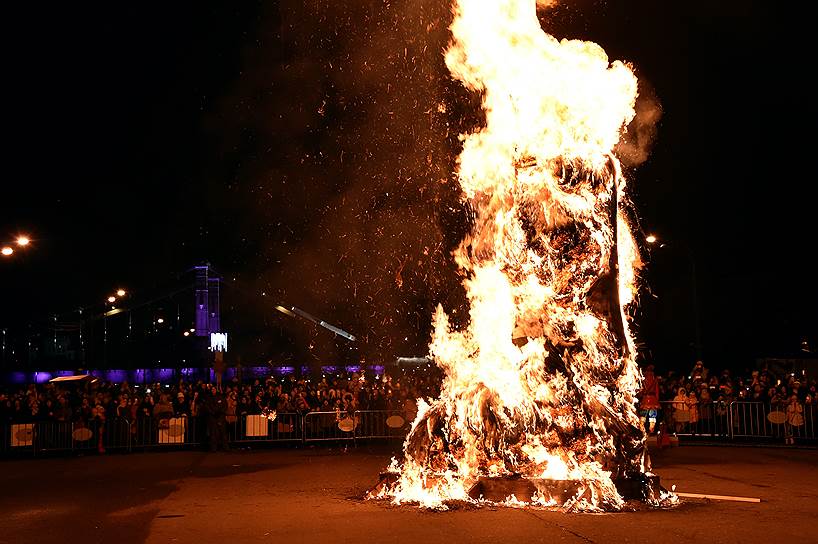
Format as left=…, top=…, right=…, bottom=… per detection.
left=103, top=289, right=127, bottom=365
left=646, top=234, right=703, bottom=362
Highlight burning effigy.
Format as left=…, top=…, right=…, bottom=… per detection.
left=370, top=0, right=674, bottom=510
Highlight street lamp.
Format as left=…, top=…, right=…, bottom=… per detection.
left=646, top=233, right=703, bottom=361
left=1, top=247, right=12, bottom=256
left=15, top=236, right=30, bottom=247
left=116, top=289, right=126, bottom=297
left=107, top=296, right=116, bottom=303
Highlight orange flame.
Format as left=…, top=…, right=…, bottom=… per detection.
left=373, top=0, right=672, bottom=511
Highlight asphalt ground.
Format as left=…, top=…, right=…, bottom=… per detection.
left=1, top=443, right=816, bottom=544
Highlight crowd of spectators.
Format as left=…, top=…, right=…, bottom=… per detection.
left=649, top=360, right=815, bottom=406
left=2, top=362, right=814, bottom=435
left=639, top=361, right=815, bottom=443
left=0, top=368, right=442, bottom=427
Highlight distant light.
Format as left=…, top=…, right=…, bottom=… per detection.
left=15, top=236, right=30, bottom=247
left=157, top=318, right=164, bottom=324
left=107, top=296, right=116, bottom=303
left=183, top=331, right=190, bottom=337
left=116, top=289, right=126, bottom=297
left=189, top=328, right=195, bottom=333
left=1, top=247, right=12, bottom=256
left=210, top=332, right=228, bottom=352
left=646, top=235, right=657, bottom=244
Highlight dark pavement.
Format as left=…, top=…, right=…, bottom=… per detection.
left=1, top=444, right=816, bottom=544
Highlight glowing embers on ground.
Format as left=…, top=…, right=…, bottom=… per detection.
left=369, top=0, right=675, bottom=510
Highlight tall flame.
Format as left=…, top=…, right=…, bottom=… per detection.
left=374, top=0, right=662, bottom=511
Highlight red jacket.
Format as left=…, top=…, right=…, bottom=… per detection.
left=639, top=373, right=660, bottom=410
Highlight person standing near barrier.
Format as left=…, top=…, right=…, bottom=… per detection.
left=204, top=386, right=229, bottom=452
left=687, top=389, right=699, bottom=434
left=638, top=365, right=660, bottom=434
left=190, top=390, right=207, bottom=445
left=785, top=394, right=803, bottom=445
left=672, top=388, right=689, bottom=434
left=698, top=384, right=712, bottom=431
left=92, top=402, right=106, bottom=454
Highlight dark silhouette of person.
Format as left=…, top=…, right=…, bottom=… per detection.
left=205, top=386, right=229, bottom=452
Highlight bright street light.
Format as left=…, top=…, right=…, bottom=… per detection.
left=1, top=247, right=12, bottom=256
left=183, top=331, right=190, bottom=337
left=156, top=318, right=164, bottom=324
left=15, top=236, right=30, bottom=247
left=646, top=234, right=657, bottom=244
left=116, top=289, right=126, bottom=297
left=107, top=296, right=116, bottom=303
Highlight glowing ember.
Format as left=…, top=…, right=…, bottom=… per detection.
left=370, top=0, right=675, bottom=511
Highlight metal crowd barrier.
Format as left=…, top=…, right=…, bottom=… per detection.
left=659, top=400, right=817, bottom=442
left=1, top=410, right=411, bottom=456
left=231, top=412, right=302, bottom=443
left=730, top=401, right=816, bottom=441
left=3, top=402, right=816, bottom=458
left=659, top=400, right=731, bottom=437
left=356, top=410, right=413, bottom=439
left=0, top=418, right=133, bottom=455
left=303, top=411, right=356, bottom=441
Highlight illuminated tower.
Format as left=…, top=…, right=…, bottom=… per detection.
left=193, top=264, right=221, bottom=337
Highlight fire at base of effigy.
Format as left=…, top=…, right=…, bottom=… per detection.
left=369, top=0, right=677, bottom=511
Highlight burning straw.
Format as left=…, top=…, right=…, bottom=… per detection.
left=370, top=0, right=675, bottom=511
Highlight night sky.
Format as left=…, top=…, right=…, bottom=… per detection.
left=1, top=1, right=815, bottom=371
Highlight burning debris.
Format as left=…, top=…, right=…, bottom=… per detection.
left=370, top=0, right=675, bottom=511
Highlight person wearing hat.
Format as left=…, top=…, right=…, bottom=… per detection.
left=686, top=389, right=699, bottom=433
left=174, top=391, right=189, bottom=417
left=672, top=387, right=689, bottom=434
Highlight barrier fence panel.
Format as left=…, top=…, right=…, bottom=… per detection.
left=231, top=413, right=302, bottom=443
left=7, top=406, right=812, bottom=458
left=657, top=400, right=817, bottom=443
left=157, top=417, right=188, bottom=445
left=303, top=411, right=355, bottom=441
left=70, top=419, right=126, bottom=453
left=132, top=417, right=157, bottom=448
left=356, top=410, right=410, bottom=439
left=133, top=416, right=203, bottom=448
left=34, top=421, right=74, bottom=453
left=730, top=401, right=817, bottom=442
left=731, top=402, right=770, bottom=439
left=103, top=418, right=132, bottom=451
left=659, top=401, right=729, bottom=437
left=8, top=423, right=35, bottom=450
left=6, top=419, right=134, bottom=455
